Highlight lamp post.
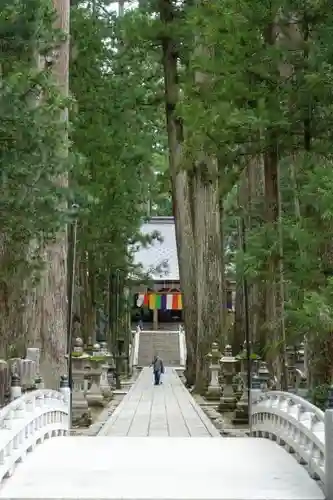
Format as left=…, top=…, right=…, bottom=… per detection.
left=123, top=286, right=130, bottom=374
left=240, top=216, right=252, bottom=427
left=67, top=203, right=79, bottom=428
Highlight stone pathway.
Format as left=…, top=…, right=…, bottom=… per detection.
left=98, top=367, right=220, bottom=437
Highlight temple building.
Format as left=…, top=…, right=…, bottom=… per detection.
left=131, top=216, right=235, bottom=330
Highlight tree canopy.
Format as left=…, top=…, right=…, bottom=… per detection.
left=3, top=0, right=333, bottom=397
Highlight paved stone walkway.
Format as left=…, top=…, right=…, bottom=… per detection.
left=98, top=367, right=220, bottom=437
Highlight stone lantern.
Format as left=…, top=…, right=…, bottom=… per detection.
left=70, top=337, right=90, bottom=423
left=251, top=374, right=262, bottom=404
left=73, top=336, right=84, bottom=355
left=296, top=342, right=306, bottom=374
left=286, top=345, right=297, bottom=390
left=85, top=343, right=104, bottom=407
left=218, top=345, right=237, bottom=412
left=86, top=336, right=94, bottom=355
left=93, top=343, right=101, bottom=357
left=205, top=342, right=221, bottom=400
left=257, top=361, right=270, bottom=390
left=239, top=341, right=251, bottom=375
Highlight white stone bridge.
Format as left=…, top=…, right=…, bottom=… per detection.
left=0, top=368, right=329, bottom=500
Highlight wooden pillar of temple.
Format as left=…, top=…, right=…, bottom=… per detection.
left=153, top=308, right=158, bottom=330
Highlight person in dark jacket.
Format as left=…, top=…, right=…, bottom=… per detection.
left=151, top=355, right=164, bottom=385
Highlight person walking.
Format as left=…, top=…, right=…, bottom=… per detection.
left=151, top=355, right=164, bottom=386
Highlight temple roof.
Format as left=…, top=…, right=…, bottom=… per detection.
left=134, top=216, right=179, bottom=282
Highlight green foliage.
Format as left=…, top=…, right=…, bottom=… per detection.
left=309, top=384, right=330, bottom=411
left=69, top=2, right=168, bottom=311
left=0, top=0, right=72, bottom=281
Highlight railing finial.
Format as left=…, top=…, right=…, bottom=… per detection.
left=10, top=373, right=22, bottom=401
left=327, top=385, right=333, bottom=410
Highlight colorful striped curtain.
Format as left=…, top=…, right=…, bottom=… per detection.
left=135, top=292, right=234, bottom=311
left=136, top=293, right=183, bottom=310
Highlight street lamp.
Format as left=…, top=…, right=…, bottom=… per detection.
left=67, top=203, right=79, bottom=428
left=240, top=216, right=252, bottom=427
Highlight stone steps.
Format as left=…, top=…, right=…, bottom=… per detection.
left=138, top=331, right=180, bottom=366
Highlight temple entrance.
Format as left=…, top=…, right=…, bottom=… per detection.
left=131, top=287, right=183, bottom=330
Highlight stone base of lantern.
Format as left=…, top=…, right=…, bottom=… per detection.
left=218, top=396, right=236, bottom=412
left=100, top=364, right=113, bottom=398
left=232, top=401, right=249, bottom=425
left=86, top=383, right=105, bottom=407
left=72, top=397, right=91, bottom=427
left=205, top=386, right=221, bottom=401
left=73, top=410, right=92, bottom=427
left=86, top=393, right=105, bottom=407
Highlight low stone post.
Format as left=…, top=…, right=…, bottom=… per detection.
left=325, top=388, right=333, bottom=500
left=205, top=342, right=221, bottom=400
left=219, top=345, right=237, bottom=412
left=10, top=373, right=22, bottom=401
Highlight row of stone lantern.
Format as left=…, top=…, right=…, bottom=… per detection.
left=70, top=337, right=117, bottom=426
left=205, top=342, right=272, bottom=424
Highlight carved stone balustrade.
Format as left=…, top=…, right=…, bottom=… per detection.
left=0, top=378, right=69, bottom=482
left=251, top=391, right=325, bottom=483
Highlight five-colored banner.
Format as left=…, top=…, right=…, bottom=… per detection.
left=136, top=293, right=183, bottom=310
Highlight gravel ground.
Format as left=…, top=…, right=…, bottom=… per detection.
left=70, top=370, right=140, bottom=437
left=192, top=394, right=250, bottom=437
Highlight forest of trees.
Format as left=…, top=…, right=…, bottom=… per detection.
left=2, top=0, right=333, bottom=398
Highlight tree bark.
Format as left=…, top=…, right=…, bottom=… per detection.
left=159, top=0, right=197, bottom=386
left=194, top=163, right=223, bottom=393
left=263, top=146, right=288, bottom=390
left=24, top=0, right=70, bottom=388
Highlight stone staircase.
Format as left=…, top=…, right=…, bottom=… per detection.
left=138, top=330, right=181, bottom=366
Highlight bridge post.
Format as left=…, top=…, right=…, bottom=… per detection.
left=325, top=407, right=333, bottom=500
left=10, top=373, right=22, bottom=401
left=60, top=374, right=71, bottom=428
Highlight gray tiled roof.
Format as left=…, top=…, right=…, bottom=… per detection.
left=133, top=216, right=179, bottom=281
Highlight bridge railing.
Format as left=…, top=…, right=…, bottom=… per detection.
left=251, top=391, right=325, bottom=485
left=0, top=383, right=70, bottom=483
